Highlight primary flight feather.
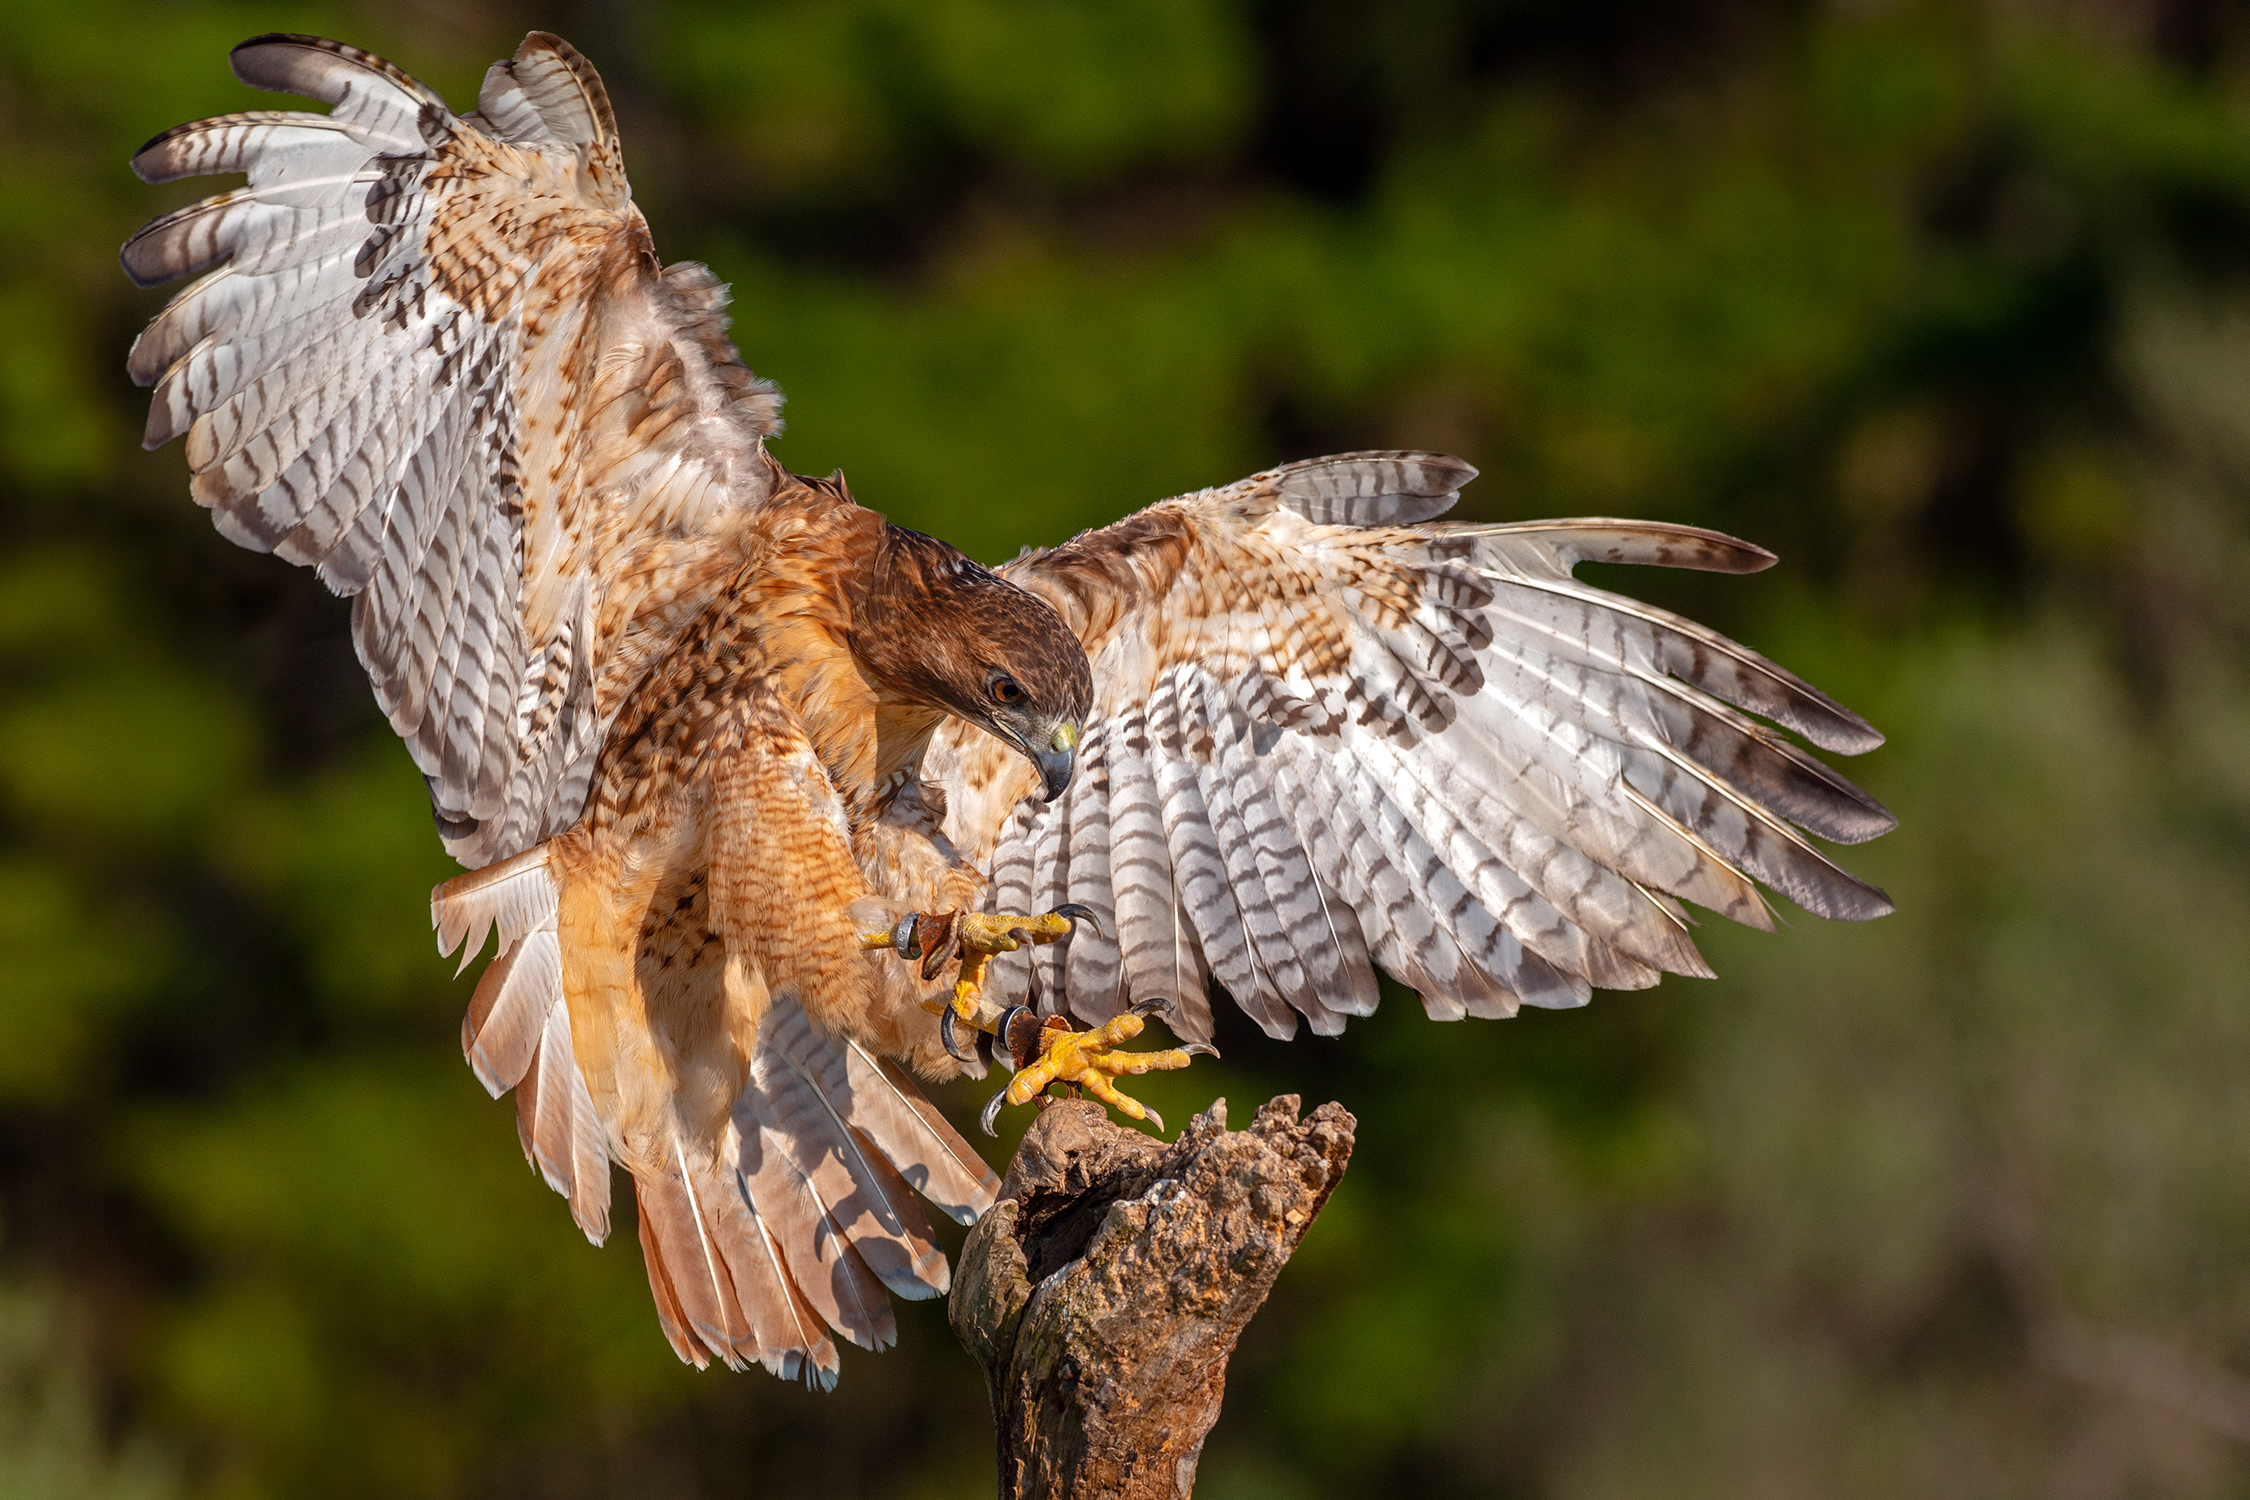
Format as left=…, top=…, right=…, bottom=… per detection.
left=125, top=31, right=1894, bottom=1385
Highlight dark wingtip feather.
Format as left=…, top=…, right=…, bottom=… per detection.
left=1821, top=879, right=1896, bottom=922
left=1387, top=450, right=1479, bottom=495
left=230, top=32, right=442, bottom=107
left=117, top=200, right=218, bottom=289
left=1476, top=518, right=1778, bottom=575
left=1837, top=797, right=1899, bottom=844
left=1774, top=859, right=1894, bottom=922
left=228, top=33, right=330, bottom=92
left=1795, top=783, right=1897, bottom=845
left=1791, top=695, right=1884, bottom=757
left=130, top=122, right=198, bottom=184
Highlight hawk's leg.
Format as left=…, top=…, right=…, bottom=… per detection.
left=977, top=998, right=1214, bottom=1136
left=859, top=905, right=1104, bottom=1059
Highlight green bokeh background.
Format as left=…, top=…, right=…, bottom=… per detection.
left=4, top=1, right=2250, bottom=1494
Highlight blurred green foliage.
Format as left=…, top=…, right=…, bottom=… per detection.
left=2, top=0, right=2249, bottom=1495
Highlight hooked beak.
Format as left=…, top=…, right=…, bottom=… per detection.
left=1034, top=722, right=1078, bottom=802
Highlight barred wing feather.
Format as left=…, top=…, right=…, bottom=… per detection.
left=926, top=451, right=1895, bottom=1043
left=124, top=32, right=784, bottom=868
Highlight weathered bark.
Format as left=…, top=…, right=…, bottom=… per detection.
left=949, top=1094, right=1356, bottom=1500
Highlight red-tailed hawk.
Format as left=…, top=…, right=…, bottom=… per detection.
left=125, top=33, right=1894, bottom=1385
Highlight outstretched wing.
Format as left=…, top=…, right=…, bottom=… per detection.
left=133, top=33, right=1000, bottom=1387
left=124, top=33, right=784, bottom=867
left=925, top=452, right=1895, bottom=1043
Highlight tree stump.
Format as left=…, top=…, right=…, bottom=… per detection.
left=949, top=1094, right=1356, bottom=1500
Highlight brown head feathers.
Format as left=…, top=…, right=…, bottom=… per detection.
left=846, top=525, right=1092, bottom=738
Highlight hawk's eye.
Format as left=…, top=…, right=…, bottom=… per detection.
left=989, top=674, right=1026, bottom=706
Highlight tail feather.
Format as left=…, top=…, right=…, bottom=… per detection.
left=738, top=1112, right=897, bottom=1354
left=756, top=1004, right=949, bottom=1296
left=635, top=1192, right=705, bottom=1369
left=713, top=1164, right=840, bottom=1388
left=845, top=1128, right=952, bottom=1288
left=632, top=1125, right=842, bottom=1386
left=840, top=1042, right=999, bottom=1225
left=711, top=1117, right=841, bottom=1386
left=635, top=1138, right=759, bottom=1369
left=436, top=849, right=996, bottom=1387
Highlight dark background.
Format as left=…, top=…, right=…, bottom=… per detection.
left=4, top=0, right=2250, bottom=1494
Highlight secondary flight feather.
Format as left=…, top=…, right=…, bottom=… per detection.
left=125, top=31, right=1894, bottom=1384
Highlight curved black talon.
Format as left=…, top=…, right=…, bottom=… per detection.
left=939, top=1005, right=977, bottom=1064
left=1052, top=903, right=1108, bottom=941
left=1121, top=995, right=1218, bottom=1056
left=1139, top=1104, right=1165, bottom=1134
left=979, top=1083, right=1008, bottom=1138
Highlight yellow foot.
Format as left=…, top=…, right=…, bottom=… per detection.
left=858, top=905, right=1105, bottom=1062
left=979, top=999, right=1215, bottom=1136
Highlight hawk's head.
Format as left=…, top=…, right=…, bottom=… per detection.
left=852, top=526, right=1093, bottom=801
